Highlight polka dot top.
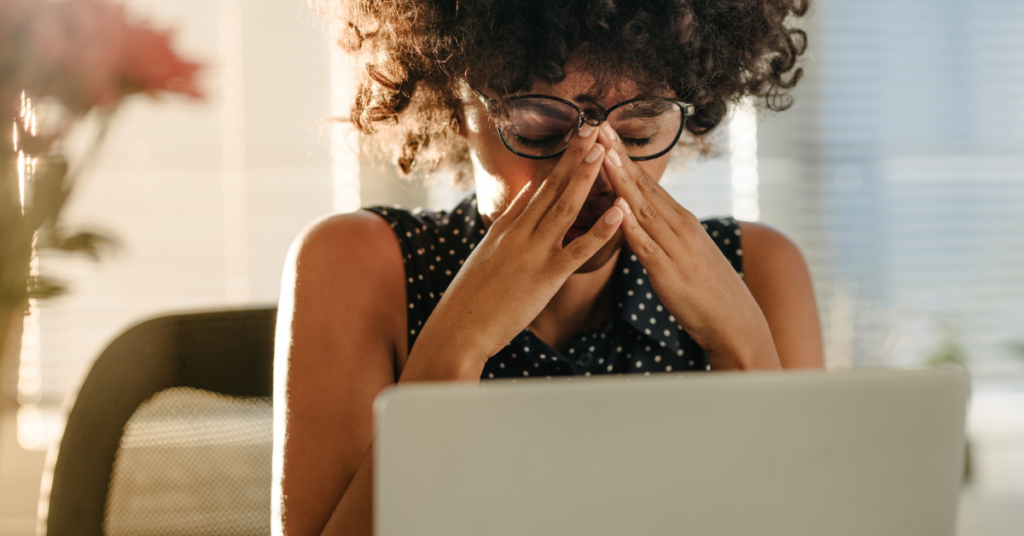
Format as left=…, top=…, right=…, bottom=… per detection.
left=364, top=194, right=744, bottom=380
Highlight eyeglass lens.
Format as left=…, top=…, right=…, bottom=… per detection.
left=498, top=98, right=684, bottom=159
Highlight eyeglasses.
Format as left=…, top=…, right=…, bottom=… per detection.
left=473, top=89, right=695, bottom=161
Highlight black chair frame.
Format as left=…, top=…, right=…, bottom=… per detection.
left=41, top=307, right=277, bottom=536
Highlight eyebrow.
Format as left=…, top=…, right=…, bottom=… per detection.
left=519, top=100, right=578, bottom=121
left=572, top=93, right=604, bottom=107
left=571, top=92, right=666, bottom=109
left=615, top=99, right=675, bottom=120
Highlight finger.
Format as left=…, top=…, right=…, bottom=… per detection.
left=559, top=205, right=623, bottom=268
left=614, top=197, right=670, bottom=271
left=520, top=121, right=602, bottom=225
left=490, top=178, right=540, bottom=233
left=597, top=123, right=686, bottom=220
left=599, top=133, right=676, bottom=244
left=534, top=141, right=607, bottom=238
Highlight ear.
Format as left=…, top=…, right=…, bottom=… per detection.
left=454, top=100, right=469, bottom=140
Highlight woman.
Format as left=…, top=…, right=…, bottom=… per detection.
left=274, top=0, right=821, bottom=534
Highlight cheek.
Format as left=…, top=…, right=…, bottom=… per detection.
left=468, top=119, right=544, bottom=221
left=637, top=155, right=672, bottom=184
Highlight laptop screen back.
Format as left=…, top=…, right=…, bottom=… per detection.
left=375, top=369, right=968, bottom=536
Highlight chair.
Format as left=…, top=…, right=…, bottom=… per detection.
left=40, top=307, right=278, bottom=536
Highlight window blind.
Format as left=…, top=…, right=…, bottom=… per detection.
left=755, top=0, right=1024, bottom=376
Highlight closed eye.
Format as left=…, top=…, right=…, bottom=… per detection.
left=510, top=133, right=563, bottom=148
left=620, top=136, right=653, bottom=148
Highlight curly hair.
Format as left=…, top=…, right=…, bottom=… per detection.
left=325, top=0, right=808, bottom=184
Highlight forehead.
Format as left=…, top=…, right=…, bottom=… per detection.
left=461, top=57, right=680, bottom=115
left=468, top=59, right=674, bottom=108
left=526, top=65, right=655, bottom=108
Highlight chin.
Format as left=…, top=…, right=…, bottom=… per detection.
left=571, top=232, right=626, bottom=274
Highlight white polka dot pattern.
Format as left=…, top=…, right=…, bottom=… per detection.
left=365, top=195, right=744, bottom=379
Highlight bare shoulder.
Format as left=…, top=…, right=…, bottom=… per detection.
left=291, top=210, right=403, bottom=283
left=287, top=208, right=408, bottom=358
left=735, top=221, right=806, bottom=275
left=736, top=221, right=824, bottom=368
left=280, top=209, right=409, bottom=381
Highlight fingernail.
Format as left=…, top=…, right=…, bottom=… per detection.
left=604, top=208, right=622, bottom=225
left=617, top=197, right=633, bottom=215
left=578, top=123, right=596, bottom=138
left=585, top=143, right=604, bottom=163
left=606, top=149, right=622, bottom=167
left=602, top=122, right=617, bottom=141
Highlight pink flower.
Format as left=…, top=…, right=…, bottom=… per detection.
left=1, top=0, right=202, bottom=114
left=120, top=23, right=202, bottom=99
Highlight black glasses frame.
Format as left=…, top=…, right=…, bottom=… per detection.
left=473, top=89, right=696, bottom=161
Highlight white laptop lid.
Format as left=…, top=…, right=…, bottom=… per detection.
left=375, top=368, right=969, bottom=536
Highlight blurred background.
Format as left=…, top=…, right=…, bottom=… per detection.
left=1, top=0, right=1022, bottom=534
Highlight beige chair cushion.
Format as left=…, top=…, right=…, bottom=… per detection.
left=105, top=387, right=272, bottom=536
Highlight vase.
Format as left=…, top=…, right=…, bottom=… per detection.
left=0, top=303, right=26, bottom=413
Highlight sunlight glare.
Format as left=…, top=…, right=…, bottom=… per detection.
left=729, top=98, right=759, bottom=222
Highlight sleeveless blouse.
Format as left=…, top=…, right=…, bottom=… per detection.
left=365, top=194, right=744, bottom=380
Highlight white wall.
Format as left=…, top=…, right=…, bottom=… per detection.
left=22, top=0, right=333, bottom=439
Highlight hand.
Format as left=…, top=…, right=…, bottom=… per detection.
left=596, top=123, right=781, bottom=370
left=402, top=123, right=625, bottom=381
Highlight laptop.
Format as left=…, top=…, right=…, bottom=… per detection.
left=374, top=368, right=969, bottom=536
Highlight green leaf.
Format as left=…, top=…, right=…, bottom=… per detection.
left=50, top=230, right=116, bottom=261
left=926, top=323, right=968, bottom=369
left=26, top=276, right=66, bottom=300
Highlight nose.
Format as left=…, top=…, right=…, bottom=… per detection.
left=587, top=166, right=615, bottom=201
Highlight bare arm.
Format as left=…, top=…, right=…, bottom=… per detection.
left=737, top=222, right=824, bottom=369
left=273, top=211, right=405, bottom=536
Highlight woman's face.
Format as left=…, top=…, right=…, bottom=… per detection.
left=457, top=67, right=675, bottom=273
